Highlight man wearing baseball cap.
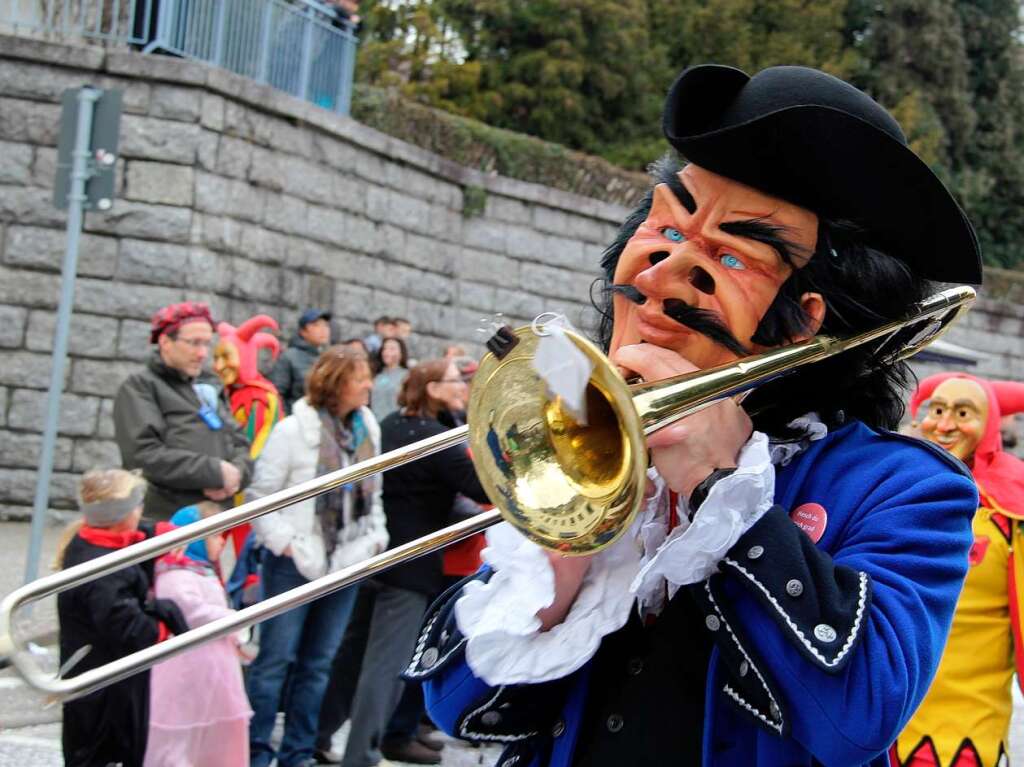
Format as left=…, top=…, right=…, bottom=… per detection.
left=268, top=308, right=334, bottom=414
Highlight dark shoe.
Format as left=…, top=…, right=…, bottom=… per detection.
left=380, top=738, right=443, bottom=765
left=313, top=749, right=343, bottom=764
left=415, top=729, right=445, bottom=752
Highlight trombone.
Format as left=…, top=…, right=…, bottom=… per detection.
left=0, top=285, right=975, bottom=700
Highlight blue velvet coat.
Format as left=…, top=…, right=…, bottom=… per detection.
left=408, top=422, right=978, bottom=766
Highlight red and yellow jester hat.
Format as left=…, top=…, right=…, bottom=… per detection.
left=215, top=315, right=281, bottom=387
left=910, top=373, right=1024, bottom=514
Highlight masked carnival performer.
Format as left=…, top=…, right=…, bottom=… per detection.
left=893, top=374, right=1024, bottom=767
left=214, top=315, right=284, bottom=456
left=404, top=65, right=983, bottom=767
left=213, top=315, right=285, bottom=585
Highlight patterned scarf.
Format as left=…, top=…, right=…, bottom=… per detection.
left=316, top=408, right=378, bottom=557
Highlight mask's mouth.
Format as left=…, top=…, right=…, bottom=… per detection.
left=612, top=283, right=749, bottom=358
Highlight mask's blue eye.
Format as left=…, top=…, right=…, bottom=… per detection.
left=719, top=253, right=745, bottom=270
left=660, top=226, right=684, bottom=243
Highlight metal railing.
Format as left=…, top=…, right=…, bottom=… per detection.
left=1, top=0, right=358, bottom=115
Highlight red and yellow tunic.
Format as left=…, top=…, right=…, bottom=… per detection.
left=228, top=382, right=283, bottom=459
left=894, top=486, right=1023, bottom=767
left=225, top=381, right=284, bottom=574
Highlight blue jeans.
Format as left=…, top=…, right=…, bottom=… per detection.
left=248, top=552, right=359, bottom=767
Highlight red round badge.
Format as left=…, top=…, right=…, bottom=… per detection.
left=790, top=503, right=828, bottom=543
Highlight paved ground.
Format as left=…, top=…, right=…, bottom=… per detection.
left=1, top=519, right=1023, bottom=765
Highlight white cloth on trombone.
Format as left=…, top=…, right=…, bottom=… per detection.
left=454, top=415, right=827, bottom=686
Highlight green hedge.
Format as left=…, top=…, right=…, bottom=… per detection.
left=351, top=85, right=650, bottom=208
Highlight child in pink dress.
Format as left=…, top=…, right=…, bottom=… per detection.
left=145, top=504, right=252, bottom=767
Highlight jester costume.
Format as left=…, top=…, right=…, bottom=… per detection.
left=214, top=315, right=285, bottom=458
left=214, top=315, right=285, bottom=570
left=894, top=375, right=1024, bottom=767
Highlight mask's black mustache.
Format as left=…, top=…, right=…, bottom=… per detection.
left=610, top=284, right=647, bottom=304
left=662, top=299, right=749, bottom=357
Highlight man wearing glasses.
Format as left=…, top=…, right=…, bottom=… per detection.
left=113, top=301, right=253, bottom=521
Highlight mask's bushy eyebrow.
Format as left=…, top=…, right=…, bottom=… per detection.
left=656, top=164, right=696, bottom=213
left=719, top=219, right=806, bottom=266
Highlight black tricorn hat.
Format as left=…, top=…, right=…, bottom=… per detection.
left=662, top=64, right=982, bottom=284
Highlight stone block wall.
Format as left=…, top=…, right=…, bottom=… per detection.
left=1, top=35, right=1022, bottom=519
left=0, top=35, right=625, bottom=519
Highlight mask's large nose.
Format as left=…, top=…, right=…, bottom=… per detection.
left=635, top=246, right=716, bottom=302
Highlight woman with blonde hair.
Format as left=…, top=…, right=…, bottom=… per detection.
left=57, top=468, right=188, bottom=767
left=245, top=345, right=386, bottom=767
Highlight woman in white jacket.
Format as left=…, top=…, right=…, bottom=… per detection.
left=245, top=346, right=387, bottom=767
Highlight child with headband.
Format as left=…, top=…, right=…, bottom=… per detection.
left=56, top=468, right=189, bottom=767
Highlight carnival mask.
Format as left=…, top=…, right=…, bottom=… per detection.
left=212, top=341, right=241, bottom=388
left=609, top=164, right=824, bottom=372
left=920, top=378, right=989, bottom=463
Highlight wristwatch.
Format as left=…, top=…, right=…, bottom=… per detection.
left=687, top=467, right=737, bottom=514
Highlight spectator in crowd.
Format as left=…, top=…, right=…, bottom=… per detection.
left=342, top=337, right=371, bottom=357
left=269, top=309, right=334, bottom=414
left=246, top=346, right=387, bottom=767
left=392, top=317, right=412, bottom=342
left=146, top=502, right=252, bottom=767
left=328, top=0, right=360, bottom=26
left=370, top=337, right=409, bottom=423
left=113, top=302, right=253, bottom=522
left=330, top=360, right=489, bottom=767
left=56, top=469, right=189, bottom=767
left=363, top=316, right=395, bottom=356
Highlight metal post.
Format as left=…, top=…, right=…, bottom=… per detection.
left=298, top=4, right=314, bottom=100
left=24, top=87, right=99, bottom=586
left=256, top=0, right=274, bottom=84
left=336, top=27, right=356, bottom=116
left=212, top=0, right=226, bottom=66
left=142, top=0, right=170, bottom=52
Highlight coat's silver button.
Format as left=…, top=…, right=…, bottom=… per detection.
left=421, top=647, right=440, bottom=668
left=627, top=657, right=644, bottom=676
left=786, top=579, right=804, bottom=597
left=606, top=714, right=624, bottom=733
left=770, top=702, right=781, bottom=721
left=481, top=710, right=502, bottom=726
left=814, top=624, right=837, bottom=643
left=705, top=615, right=721, bottom=631
left=739, top=660, right=749, bottom=677
left=747, top=545, right=764, bottom=560
left=552, top=719, right=566, bottom=737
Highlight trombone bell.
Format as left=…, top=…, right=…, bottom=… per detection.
left=467, top=328, right=648, bottom=555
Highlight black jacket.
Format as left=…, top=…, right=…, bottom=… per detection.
left=113, top=353, right=253, bottom=520
left=58, top=530, right=160, bottom=767
left=375, top=411, right=489, bottom=597
left=268, top=335, right=323, bottom=413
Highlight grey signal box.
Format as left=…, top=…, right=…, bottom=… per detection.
left=54, top=87, right=123, bottom=211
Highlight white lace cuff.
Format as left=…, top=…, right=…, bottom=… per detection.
left=455, top=519, right=645, bottom=686
left=631, top=431, right=775, bottom=594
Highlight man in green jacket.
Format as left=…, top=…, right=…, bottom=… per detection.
left=113, top=302, right=254, bottom=521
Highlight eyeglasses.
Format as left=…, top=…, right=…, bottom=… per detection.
left=174, top=337, right=213, bottom=350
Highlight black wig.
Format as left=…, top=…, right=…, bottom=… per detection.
left=591, top=154, right=933, bottom=435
